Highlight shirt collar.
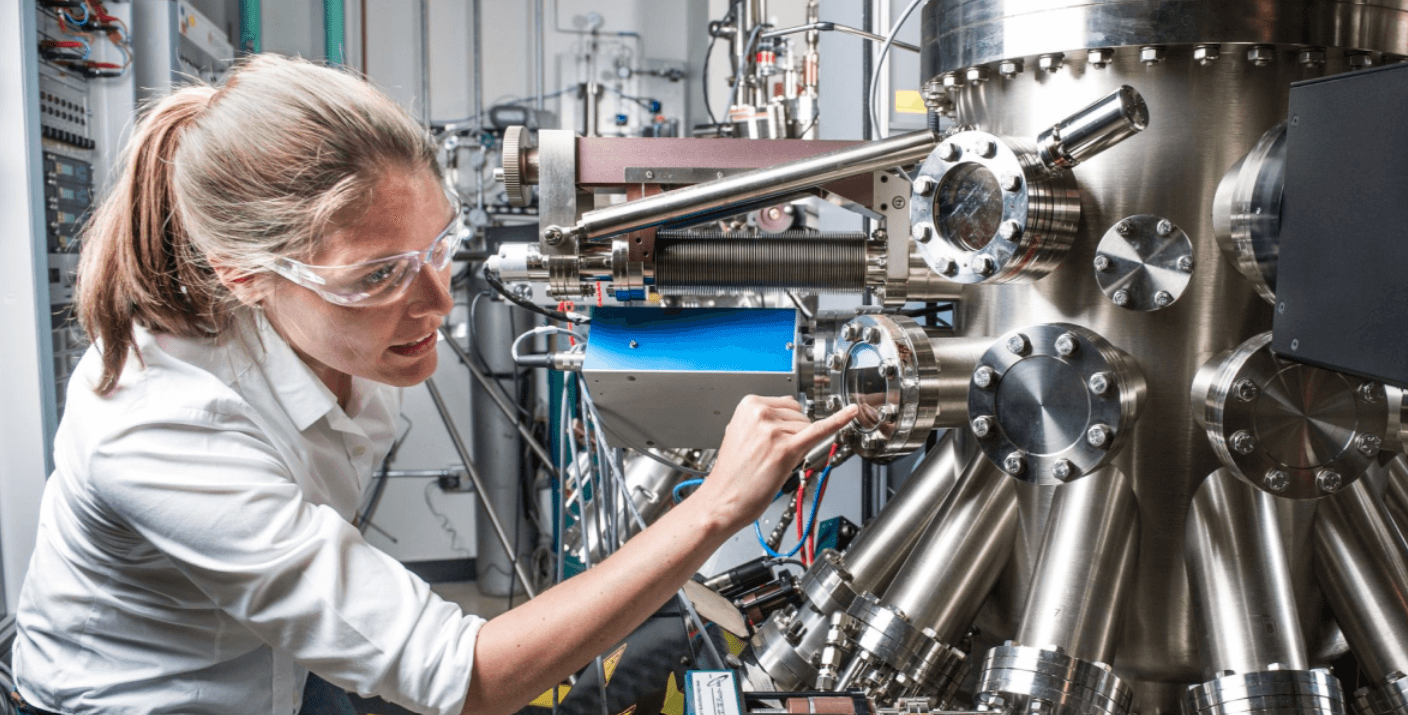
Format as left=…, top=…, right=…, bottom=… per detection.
left=248, top=312, right=342, bottom=432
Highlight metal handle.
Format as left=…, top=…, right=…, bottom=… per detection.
left=1037, top=85, right=1149, bottom=172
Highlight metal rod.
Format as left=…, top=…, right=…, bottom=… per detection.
left=759, top=22, right=920, bottom=53
left=1185, top=469, right=1305, bottom=678
left=1315, top=477, right=1408, bottom=685
left=418, top=0, right=431, bottom=128
left=471, top=0, right=485, bottom=212
left=439, top=327, right=558, bottom=479
left=1015, top=467, right=1139, bottom=665
left=534, top=0, right=545, bottom=112
left=560, top=129, right=939, bottom=241
left=424, top=377, right=538, bottom=599
left=927, top=337, right=988, bottom=429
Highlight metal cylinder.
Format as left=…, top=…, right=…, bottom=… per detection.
left=1016, top=467, right=1140, bottom=665
left=1036, top=85, right=1149, bottom=172
left=1185, top=469, right=1307, bottom=678
left=882, top=456, right=1019, bottom=645
left=568, top=129, right=939, bottom=240
left=928, top=336, right=989, bottom=429
left=1384, top=454, right=1408, bottom=540
left=1314, top=478, right=1408, bottom=685
left=654, top=235, right=867, bottom=294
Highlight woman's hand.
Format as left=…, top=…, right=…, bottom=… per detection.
left=696, top=395, right=859, bottom=532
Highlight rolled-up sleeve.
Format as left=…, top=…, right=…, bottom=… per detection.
left=88, top=406, right=483, bottom=715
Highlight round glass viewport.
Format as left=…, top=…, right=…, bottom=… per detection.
left=935, top=163, right=1004, bottom=251
left=844, top=343, right=888, bottom=430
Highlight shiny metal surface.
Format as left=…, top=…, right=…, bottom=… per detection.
left=1385, top=455, right=1408, bottom=542
left=829, top=314, right=942, bottom=461
left=968, top=324, right=1145, bottom=485
left=1185, top=668, right=1347, bottom=715
left=1211, top=122, right=1286, bottom=304
left=882, top=456, right=1018, bottom=645
left=1353, top=674, right=1408, bottom=715
left=653, top=234, right=868, bottom=294
left=565, top=129, right=939, bottom=241
left=1314, top=478, right=1408, bottom=685
left=976, top=645, right=1134, bottom=715
left=1186, top=469, right=1306, bottom=678
left=1192, top=332, right=1388, bottom=500
left=1036, top=85, right=1149, bottom=172
left=928, top=336, right=989, bottom=429
left=1093, top=214, right=1195, bottom=312
left=1016, top=468, right=1139, bottom=665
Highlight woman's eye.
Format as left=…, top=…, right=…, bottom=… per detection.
left=357, top=263, right=399, bottom=289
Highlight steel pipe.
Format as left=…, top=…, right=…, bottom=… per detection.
left=1314, top=478, right=1408, bottom=685
left=560, top=129, right=940, bottom=241
left=1185, top=469, right=1305, bottom=678
left=1016, top=467, right=1139, bottom=665
left=928, top=337, right=989, bottom=429
left=439, top=327, right=557, bottom=478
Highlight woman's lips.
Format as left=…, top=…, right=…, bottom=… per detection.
left=388, top=332, right=437, bottom=356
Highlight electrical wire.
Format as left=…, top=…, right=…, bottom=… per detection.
left=484, top=268, right=588, bottom=324
left=866, top=0, right=926, bottom=140
left=672, top=477, right=706, bottom=503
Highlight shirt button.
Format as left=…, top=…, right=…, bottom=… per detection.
left=352, top=446, right=367, bottom=457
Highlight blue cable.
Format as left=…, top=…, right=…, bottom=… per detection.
left=672, top=478, right=706, bottom=504
left=64, top=2, right=90, bottom=26
left=753, top=461, right=835, bottom=559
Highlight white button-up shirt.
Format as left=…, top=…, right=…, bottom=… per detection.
left=12, top=314, right=484, bottom=715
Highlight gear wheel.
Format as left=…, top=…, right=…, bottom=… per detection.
left=501, top=125, right=533, bottom=208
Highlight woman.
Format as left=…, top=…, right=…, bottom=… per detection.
left=9, top=55, right=856, bottom=715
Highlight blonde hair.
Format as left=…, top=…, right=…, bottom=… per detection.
left=77, top=54, right=439, bottom=394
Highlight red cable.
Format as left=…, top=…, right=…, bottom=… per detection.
left=810, top=444, right=840, bottom=559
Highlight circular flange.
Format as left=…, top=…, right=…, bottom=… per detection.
left=968, top=324, right=1146, bottom=485
left=1353, top=672, right=1408, bottom=715
left=1094, top=214, right=1195, bottom=311
left=1211, top=121, right=1286, bottom=305
left=910, top=130, right=1081, bottom=284
left=1185, top=668, right=1347, bottom=715
left=829, top=314, right=941, bottom=461
left=977, top=645, right=1133, bottom=715
left=1192, top=332, right=1389, bottom=500
left=501, top=125, right=534, bottom=207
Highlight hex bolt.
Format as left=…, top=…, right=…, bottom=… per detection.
left=1112, top=290, right=1131, bottom=307
left=965, top=66, right=991, bottom=85
left=871, top=228, right=888, bottom=243
left=973, top=365, right=998, bottom=389
left=914, top=176, right=938, bottom=196
left=1093, top=255, right=1112, bottom=272
left=1054, top=332, right=1079, bottom=357
left=998, top=220, right=1023, bottom=241
left=879, top=360, right=900, bottom=378
left=862, top=326, right=883, bottom=344
left=939, top=258, right=959, bottom=276
left=1347, top=51, right=1374, bottom=70
left=1318, top=470, right=1344, bottom=493
left=912, top=224, right=933, bottom=243
left=1265, top=469, right=1290, bottom=493
left=826, top=395, right=844, bottom=412
left=826, top=352, right=845, bottom=371
left=891, top=196, right=906, bottom=209
left=1001, top=172, right=1023, bottom=191
left=1194, top=44, right=1221, bottom=65
left=1088, top=48, right=1114, bottom=69
left=1007, top=333, right=1031, bottom=356
left=975, top=139, right=998, bottom=158
left=1359, top=382, right=1382, bottom=403
left=1357, top=433, right=1383, bottom=457
left=1087, top=424, right=1113, bottom=449
left=841, top=322, right=860, bottom=341
left=1003, top=453, right=1027, bottom=475
left=863, top=433, right=885, bottom=451
left=1116, top=220, right=1133, bottom=236
left=1247, top=45, right=1277, bottom=66
left=1052, top=459, right=1075, bottom=480
left=1234, top=378, right=1260, bottom=402
left=1299, top=47, right=1327, bottom=68
left=1178, top=255, right=1195, bottom=273
left=972, top=415, right=995, bottom=438
left=942, top=72, right=965, bottom=90
left=1140, top=46, right=1166, bottom=65
left=1038, top=53, right=1065, bottom=72
left=1157, top=219, right=1175, bottom=236
left=1154, top=291, right=1175, bottom=308
left=1231, top=430, right=1257, bottom=455
left=543, top=226, right=566, bottom=245
left=1088, top=371, right=1113, bottom=396
left=998, top=60, right=1024, bottom=78
left=878, top=405, right=899, bottom=424
left=938, top=142, right=961, bottom=161
left=973, top=255, right=997, bottom=276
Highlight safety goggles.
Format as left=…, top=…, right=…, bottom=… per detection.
left=269, top=194, right=466, bottom=307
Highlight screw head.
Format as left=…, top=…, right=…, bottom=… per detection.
left=973, top=365, right=998, bottom=389
left=1116, top=220, right=1133, bottom=236
left=1359, top=382, right=1383, bottom=403
left=1231, top=430, right=1257, bottom=455
left=1357, top=433, right=1383, bottom=457
left=1087, top=424, right=1113, bottom=448
left=629, top=339, right=640, bottom=349
left=1234, top=379, right=1260, bottom=401
left=938, top=142, right=961, bottom=161
left=879, top=360, right=899, bottom=378
left=841, top=322, right=860, bottom=341
left=878, top=405, right=899, bottom=424
left=912, top=224, right=933, bottom=243
left=1178, top=255, right=1195, bottom=273
left=975, top=139, right=997, bottom=158
left=871, top=229, right=888, bottom=243
left=1089, top=371, right=1113, bottom=396
left=998, top=60, right=1024, bottom=78
left=1299, top=48, right=1327, bottom=67
left=1007, top=333, right=1031, bottom=355
left=1003, top=453, right=1027, bottom=475
left=1318, top=470, right=1344, bottom=492
left=1156, top=219, right=1175, bottom=236
left=1140, top=46, right=1166, bottom=65
left=1088, top=49, right=1114, bottom=69
left=1194, top=44, right=1221, bottom=65
left=862, top=326, right=882, bottom=344
left=1093, top=255, right=1112, bottom=272
left=942, top=72, right=964, bottom=89
left=863, top=433, right=885, bottom=450
left=1052, top=459, right=1075, bottom=480
left=891, top=196, right=906, bottom=209
left=544, top=226, right=565, bottom=245
left=972, top=415, right=995, bottom=438
left=1054, top=332, right=1079, bottom=357
left=1112, top=289, right=1131, bottom=307
left=1038, top=53, right=1065, bottom=72
left=973, top=255, right=997, bottom=276
left=998, top=220, right=1023, bottom=241
left=827, top=352, right=845, bottom=371
left=1348, top=51, right=1374, bottom=69
left=825, top=395, right=844, bottom=413
left=1001, top=172, right=1023, bottom=192
left=1247, top=45, right=1277, bottom=66
left=914, top=176, right=938, bottom=196
left=939, top=257, right=959, bottom=276
left=1265, top=469, right=1290, bottom=492
left=965, top=66, right=990, bottom=84
left=1154, top=291, right=1175, bottom=308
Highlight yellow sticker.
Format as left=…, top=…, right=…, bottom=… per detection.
left=529, top=684, right=572, bottom=708
left=602, top=643, right=629, bottom=687
left=616, top=706, right=638, bottom=715
left=895, top=89, right=928, bottom=114
left=662, top=672, right=686, bottom=715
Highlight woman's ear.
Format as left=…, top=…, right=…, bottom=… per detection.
left=209, top=261, right=266, bottom=309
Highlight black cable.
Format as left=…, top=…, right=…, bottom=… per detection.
left=703, top=30, right=720, bottom=125
left=482, top=268, right=587, bottom=324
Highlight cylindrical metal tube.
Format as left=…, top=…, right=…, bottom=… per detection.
left=1384, top=454, right=1408, bottom=541
left=569, top=129, right=940, bottom=240
left=928, top=337, right=990, bottom=429
left=883, top=456, right=1019, bottom=645
left=1016, top=467, right=1140, bottom=665
left=1185, top=468, right=1306, bottom=678
left=1036, top=85, right=1148, bottom=172
left=844, top=431, right=966, bottom=593
left=1315, top=478, right=1408, bottom=685
left=654, top=235, right=868, bottom=294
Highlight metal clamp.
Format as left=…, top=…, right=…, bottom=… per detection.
left=1185, top=668, right=1347, bottom=715
left=826, top=314, right=942, bottom=461
left=976, top=644, right=1133, bottom=715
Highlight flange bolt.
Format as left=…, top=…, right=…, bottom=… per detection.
left=1234, top=379, right=1260, bottom=402
left=973, top=365, right=998, bottom=389
left=1054, top=333, right=1079, bottom=357
left=1231, top=430, right=1257, bottom=455
left=1003, top=453, right=1027, bottom=475
left=1357, top=433, right=1383, bottom=457
left=1087, top=424, right=1113, bottom=449
left=1318, top=470, right=1344, bottom=493
left=1088, top=371, right=1113, bottom=396
left=1265, top=469, right=1290, bottom=493
left=972, top=415, right=995, bottom=438
left=1052, top=459, right=1075, bottom=481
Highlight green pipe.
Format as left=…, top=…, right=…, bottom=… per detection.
left=324, top=0, right=345, bottom=66
left=238, top=0, right=260, bottom=54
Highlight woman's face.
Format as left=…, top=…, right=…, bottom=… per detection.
left=261, top=167, right=455, bottom=397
